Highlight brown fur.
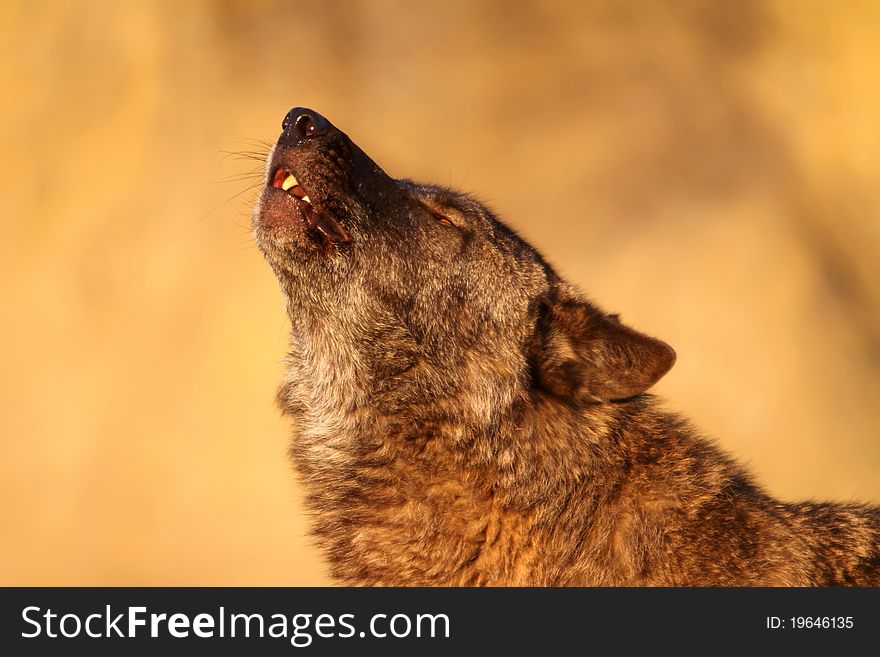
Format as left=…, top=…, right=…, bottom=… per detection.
left=253, top=108, right=880, bottom=586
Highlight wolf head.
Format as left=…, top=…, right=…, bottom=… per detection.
left=253, top=108, right=675, bottom=428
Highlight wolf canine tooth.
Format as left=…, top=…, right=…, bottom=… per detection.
left=281, top=174, right=298, bottom=191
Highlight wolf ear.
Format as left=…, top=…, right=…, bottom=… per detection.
left=535, top=297, right=676, bottom=403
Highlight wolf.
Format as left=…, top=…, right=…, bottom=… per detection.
left=252, top=107, right=880, bottom=585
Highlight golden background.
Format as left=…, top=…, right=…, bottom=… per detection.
left=2, top=0, right=879, bottom=585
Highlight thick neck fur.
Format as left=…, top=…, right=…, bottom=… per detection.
left=277, top=298, right=880, bottom=586
left=279, top=304, right=880, bottom=585
left=277, top=278, right=527, bottom=474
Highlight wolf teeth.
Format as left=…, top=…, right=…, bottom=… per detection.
left=281, top=174, right=298, bottom=191
left=301, top=195, right=311, bottom=204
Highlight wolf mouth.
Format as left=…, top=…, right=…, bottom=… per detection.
left=269, top=167, right=350, bottom=243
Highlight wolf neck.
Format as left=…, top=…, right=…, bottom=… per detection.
left=275, top=296, right=646, bottom=585
left=278, top=311, right=524, bottom=450
left=278, top=272, right=526, bottom=437
left=277, top=293, right=615, bottom=501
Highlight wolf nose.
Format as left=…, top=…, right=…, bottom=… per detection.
left=280, top=108, right=330, bottom=146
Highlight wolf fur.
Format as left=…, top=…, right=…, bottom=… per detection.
left=253, top=108, right=880, bottom=586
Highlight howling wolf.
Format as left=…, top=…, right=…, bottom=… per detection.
left=252, top=107, right=880, bottom=586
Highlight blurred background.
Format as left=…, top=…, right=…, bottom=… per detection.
left=2, top=0, right=879, bottom=585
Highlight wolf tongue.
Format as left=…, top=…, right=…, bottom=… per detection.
left=314, top=214, right=351, bottom=242
left=302, top=206, right=350, bottom=242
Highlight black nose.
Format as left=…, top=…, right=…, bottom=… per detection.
left=279, top=107, right=330, bottom=146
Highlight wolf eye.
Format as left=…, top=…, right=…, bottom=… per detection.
left=430, top=211, right=459, bottom=229
left=418, top=200, right=462, bottom=231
